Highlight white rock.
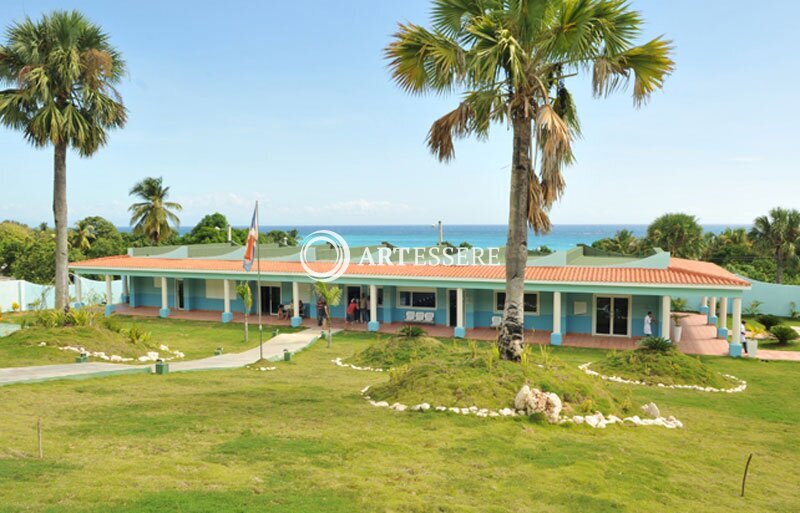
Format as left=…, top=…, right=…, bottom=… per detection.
left=641, top=402, right=660, bottom=419
left=572, top=416, right=585, bottom=425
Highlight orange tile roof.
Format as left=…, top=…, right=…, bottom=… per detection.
left=70, top=255, right=751, bottom=288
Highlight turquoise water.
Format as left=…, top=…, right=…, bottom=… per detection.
left=122, top=224, right=743, bottom=251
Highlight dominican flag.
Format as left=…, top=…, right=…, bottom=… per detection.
left=243, top=205, right=258, bottom=271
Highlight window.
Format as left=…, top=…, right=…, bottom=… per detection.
left=398, top=289, right=437, bottom=309
left=494, top=292, right=539, bottom=314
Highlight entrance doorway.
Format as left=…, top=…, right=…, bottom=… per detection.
left=175, top=279, right=185, bottom=310
left=448, top=290, right=458, bottom=327
left=594, top=296, right=630, bottom=336
left=260, top=286, right=281, bottom=315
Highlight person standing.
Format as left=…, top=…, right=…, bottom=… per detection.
left=741, top=321, right=749, bottom=355
left=644, top=311, right=655, bottom=337
left=316, top=296, right=327, bottom=327
left=346, top=298, right=358, bottom=326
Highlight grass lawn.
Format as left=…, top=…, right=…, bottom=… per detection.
left=0, top=332, right=799, bottom=512
left=0, top=314, right=296, bottom=367
left=725, top=316, right=800, bottom=352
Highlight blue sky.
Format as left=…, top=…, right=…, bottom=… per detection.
left=2, top=0, right=798, bottom=228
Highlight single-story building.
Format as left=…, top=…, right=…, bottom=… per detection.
left=69, top=243, right=752, bottom=356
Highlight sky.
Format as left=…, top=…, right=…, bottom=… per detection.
left=1, top=0, right=799, bottom=228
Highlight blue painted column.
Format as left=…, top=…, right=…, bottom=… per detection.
left=73, top=274, right=84, bottom=309
left=120, top=275, right=130, bottom=304
left=221, top=279, right=233, bottom=323
left=129, top=277, right=138, bottom=308
left=699, top=296, right=709, bottom=315
left=368, top=284, right=380, bottom=332
left=550, top=291, right=563, bottom=345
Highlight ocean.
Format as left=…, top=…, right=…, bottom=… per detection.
left=120, top=224, right=743, bottom=251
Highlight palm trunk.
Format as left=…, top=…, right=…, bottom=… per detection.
left=326, top=305, right=332, bottom=348
left=53, top=142, right=69, bottom=310
left=776, top=252, right=784, bottom=284
left=497, top=111, right=532, bottom=361
left=244, top=314, right=249, bottom=342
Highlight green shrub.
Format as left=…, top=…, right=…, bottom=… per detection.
left=639, top=336, right=673, bottom=352
left=398, top=325, right=427, bottom=338
left=744, top=300, right=763, bottom=316
left=770, top=325, right=799, bottom=345
left=670, top=298, right=688, bottom=312
left=102, top=316, right=122, bottom=333
left=33, top=310, right=66, bottom=328
left=756, top=314, right=781, bottom=331
left=122, top=323, right=152, bottom=345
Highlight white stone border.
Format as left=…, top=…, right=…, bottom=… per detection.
left=579, top=362, right=747, bottom=393
left=359, top=386, right=683, bottom=429
left=56, top=343, right=185, bottom=363
left=332, top=357, right=385, bottom=372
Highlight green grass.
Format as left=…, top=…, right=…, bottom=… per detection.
left=347, top=334, right=446, bottom=368
left=367, top=341, right=627, bottom=415
left=592, top=349, right=737, bottom=388
left=724, top=315, right=800, bottom=352
left=0, top=334, right=798, bottom=512
left=0, top=313, right=296, bottom=367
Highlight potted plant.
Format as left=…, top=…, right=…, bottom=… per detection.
left=670, top=314, right=687, bottom=343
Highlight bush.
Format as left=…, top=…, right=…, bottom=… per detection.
left=744, top=300, right=763, bottom=316
left=670, top=298, right=688, bottom=312
left=33, top=310, right=66, bottom=328
left=639, top=336, right=673, bottom=352
left=770, top=325, right=799, bottom=345
left=122, top=323, right=152, bottom=345
left=398, top=325, right=427, bottom=338
left=756, top=314, right=781, bottom=331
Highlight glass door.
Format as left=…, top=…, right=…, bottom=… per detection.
left=175, top=279, right=185, bottom=310
left=595, top=296, right=629, bottom=336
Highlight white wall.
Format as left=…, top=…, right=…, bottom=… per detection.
left=0, top=277, right=122, bottom=312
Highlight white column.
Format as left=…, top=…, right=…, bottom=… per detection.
left=454, top=288, right=465, bottom=338
left=701, top=296, right=708, bottom=308
left=551, top=291, right=562, bottom=345
left=369, top=284, right=378, bottom=322
left=105, top=275, right=113, bottom=304
left=709, top=296, right=717, bottom=324
left=74, top=275, right=82, bottom=305
left=160, top=277, right=169, bottom=316
left=104, top=275, right=114, bottom=316
left=719, top=297, right=728, bottom=337
left=291, top=281, right=302, bottom=327
left=732, top=298, right=742, bottom=344
left=661, top=295, right=671, bottom=339
left=122, top=275, right=129, bottom=297
left=223, top=280, right=231, bottom=314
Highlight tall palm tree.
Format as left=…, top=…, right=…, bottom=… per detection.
left=750, top=208, right=800, bottom=284
left=0, top=11, right=127, bottom=308
left=128, top=177, right=182, bottom=245
left=385, top=0, right=673, bottom=360
left=645, top=213, right=705, bottom=259
left=236, top=281, right=253, bottom=342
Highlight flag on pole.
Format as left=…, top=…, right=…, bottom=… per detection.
left=243, top=207, right=258, bottom=271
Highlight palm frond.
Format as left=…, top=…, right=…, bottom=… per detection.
left=426, top=101, right=475, bottom=162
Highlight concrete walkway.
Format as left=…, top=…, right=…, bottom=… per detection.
left=0, top=328, right=328, bottom=387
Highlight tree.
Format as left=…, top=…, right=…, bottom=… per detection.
left=385, top=0, right=673, bottom=360
left=236, top=282, right=253, bottom=342
left=77, top=216, right=126, bottom=258
left=750, top=208, right=800, bottom=284
left=128, top=177, right=182, bottom=245
left=264, top=229, right=299, bottom=247
left=69, top=224, right=96, bottom=251
left=183, top=213, right=232, bottom=244
left=592, top=229, right=641, bottom=255
left=0, top=221, right=32, bottom=275
left=0, top=11, right=127, bottom=308
left=314, top=282, right=342, bottom=348
left=646, top=213, right=704, bottom=259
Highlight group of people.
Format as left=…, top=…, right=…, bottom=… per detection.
left=345, top=295, right=370, bottom=325
left=643, top=311, right=750, bottom=354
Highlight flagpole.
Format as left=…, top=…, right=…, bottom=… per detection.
left=256, top=200, right=263, bottom=361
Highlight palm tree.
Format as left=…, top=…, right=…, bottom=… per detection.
left=314, top=282, right=342, bottom=348
left=235, top=282, right=253, bottom=342
left=70, top=224, right=96, bottom=251
left=385, top=0, right=673, bottom=360
left=645, top=213, right=705, bottom=259
left=128, top=177, right=182, bottom=244
left=750, top=208, right=800, bottom=284
left=0, top=11, right=127, bottom=308
left=593, top=229, right=640, bottom=255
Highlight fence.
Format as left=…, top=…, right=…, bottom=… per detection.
left=0, top=277, right=122, bottom=312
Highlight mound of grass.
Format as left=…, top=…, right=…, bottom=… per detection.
left=347, top=335, right=445, bottom=368
left=592, top=349, right=735, bottom=388
left=367, top=343, right=629, bottom=415
left=3, top=325, right=159, bottom=358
